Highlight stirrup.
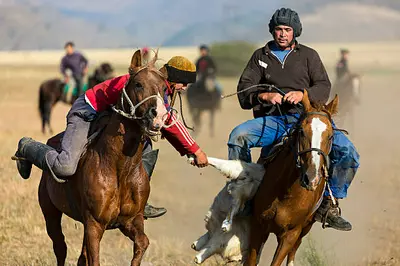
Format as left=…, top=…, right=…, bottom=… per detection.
left=321, top=205, right=342, bottom=229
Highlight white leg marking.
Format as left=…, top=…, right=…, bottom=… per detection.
left=287, top=260, right=295, bottom=266
left=311, top=118, right=327, bottom=174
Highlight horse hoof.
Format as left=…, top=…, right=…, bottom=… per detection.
left=191, top=242, right=197, bottom=250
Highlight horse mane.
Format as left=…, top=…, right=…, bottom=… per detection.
left=310, top=102, right=326, bottom=112
left=309, top=101, right=336, bottom=118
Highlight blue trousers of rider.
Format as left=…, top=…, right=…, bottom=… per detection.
left=227, top=114, right=360, bottom=199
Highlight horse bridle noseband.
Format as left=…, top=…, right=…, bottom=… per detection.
left=294, top=111, right=333, bottom=181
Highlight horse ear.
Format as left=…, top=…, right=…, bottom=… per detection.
left=326, top=94, right=339, bottom=115
left=130, top=49, right=142, bottom=71
left=301, top=89, right=312, bottom=112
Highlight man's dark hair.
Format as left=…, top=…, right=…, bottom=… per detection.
left=340, top=48, right=349, bottom=54
left=64, top=41, right=75, bottom=48
left=199, top=44, right=209, bottom=51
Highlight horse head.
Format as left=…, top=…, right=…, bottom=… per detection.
left=112, top=49, right=169, bottom=137
left=99, top=63, right=115, bottom=80
left=296, top=89, right=339, bottom=191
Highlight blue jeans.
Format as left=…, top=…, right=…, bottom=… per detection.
left=228, top=114, right=360, bottom=199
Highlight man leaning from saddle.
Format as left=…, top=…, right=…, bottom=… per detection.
left=228, top=8, right=360, bottom=231
left=14, top=56, right=209, bottom=219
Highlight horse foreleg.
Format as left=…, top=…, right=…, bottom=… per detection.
left=39, top=179, right=67, bottom=266
left=192, top=232, right=210, bottom=251
left=209, top=109, right=215, bottom=138
left=84, top=217, right=105, bottom=266
left=245, top=218, right=269, bottom=266
left=270, top=228, right=302, bottom=266
left=48, top=116, right=54, bottom=135
left=121, top=214, right=149, bottom=266
left=77, top=234, right=88, bottom=266
left=286, top=222, right=315, bottom=266
left=193, top=109, right=201, bottom=136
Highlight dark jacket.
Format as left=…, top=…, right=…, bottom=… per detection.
left=196, top=55, right=216, bottom=77
left=237, top=41, right=331, bottom=118
left=60, top=51, right=88, bottom=78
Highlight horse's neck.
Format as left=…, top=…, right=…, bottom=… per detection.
left=266, top=136, right=300, bottom=187
left=99, top=115, right=145, bottom=167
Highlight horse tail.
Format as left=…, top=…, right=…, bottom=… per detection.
left=38, top=84, right=45, bottom=117
left=38, top=84, right=51, bottom=132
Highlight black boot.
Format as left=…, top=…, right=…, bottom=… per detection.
left=144, top=203, right=167, bottom=219
left=142, top=149, right=159, bottom=177
left=14, top=137, right=56, bottom=179
left=315, top=197, right=352, bottom=231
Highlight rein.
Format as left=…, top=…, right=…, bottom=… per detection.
left=290, top=111, right=338, bottom=211
left=294, top=111, right=332, bottom=177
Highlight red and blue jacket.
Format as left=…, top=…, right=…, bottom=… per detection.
left=84, top=74, right=200, bottom=155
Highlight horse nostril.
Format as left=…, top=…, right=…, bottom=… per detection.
left=153, top=123, right=161, bottom=131
left=149, top=108, right=158, bottom=118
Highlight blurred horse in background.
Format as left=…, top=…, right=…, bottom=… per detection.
left=185, top=74, right=221, bottom=137
left=39, top=63, right=114, bottom=134
left=332, top=73, right=361, bottom=134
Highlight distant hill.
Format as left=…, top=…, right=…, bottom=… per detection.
left=0, top=5, right=135, bottom=50
left=164, top=3, right=400, bottom=46
left=0, top=1, right=399, bottom=50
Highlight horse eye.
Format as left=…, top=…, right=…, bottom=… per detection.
left=135, top=82, right=143, bottom=90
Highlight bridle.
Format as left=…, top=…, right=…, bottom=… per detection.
left=294, top=111, right=333, bottom=185
left=111, top=66, right=179, bottom=129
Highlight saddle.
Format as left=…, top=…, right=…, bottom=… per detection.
left=256, top=137, right=289, bottom=165
left=47, top=111, right=158, bottom=178
left=46, top=111, right=111, bottom=154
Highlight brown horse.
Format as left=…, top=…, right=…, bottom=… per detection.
left=38, top=78, right=66, bottom=134
left=37, top=50, right=167, bottom=266
left=185, top=75, right=221, bottom=137
left=245, top=90, right=338, bottom=266
left=38, top=63, right=115, bottom=135
left=87, top=62, right=115, bottom=90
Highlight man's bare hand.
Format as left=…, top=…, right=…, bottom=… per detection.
left=191, top=149, right=208, bottom=168
left=258, top=92, right=283, bottom=105
left=283, top=91, right=304, bottom=104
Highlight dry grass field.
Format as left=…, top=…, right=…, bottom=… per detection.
left=0, top=43, right=399, bottom=265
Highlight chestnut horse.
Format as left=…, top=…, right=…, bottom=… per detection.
left=245, top=90, right=339, bottom=266
left=37, top=50, right=168, bottom=266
